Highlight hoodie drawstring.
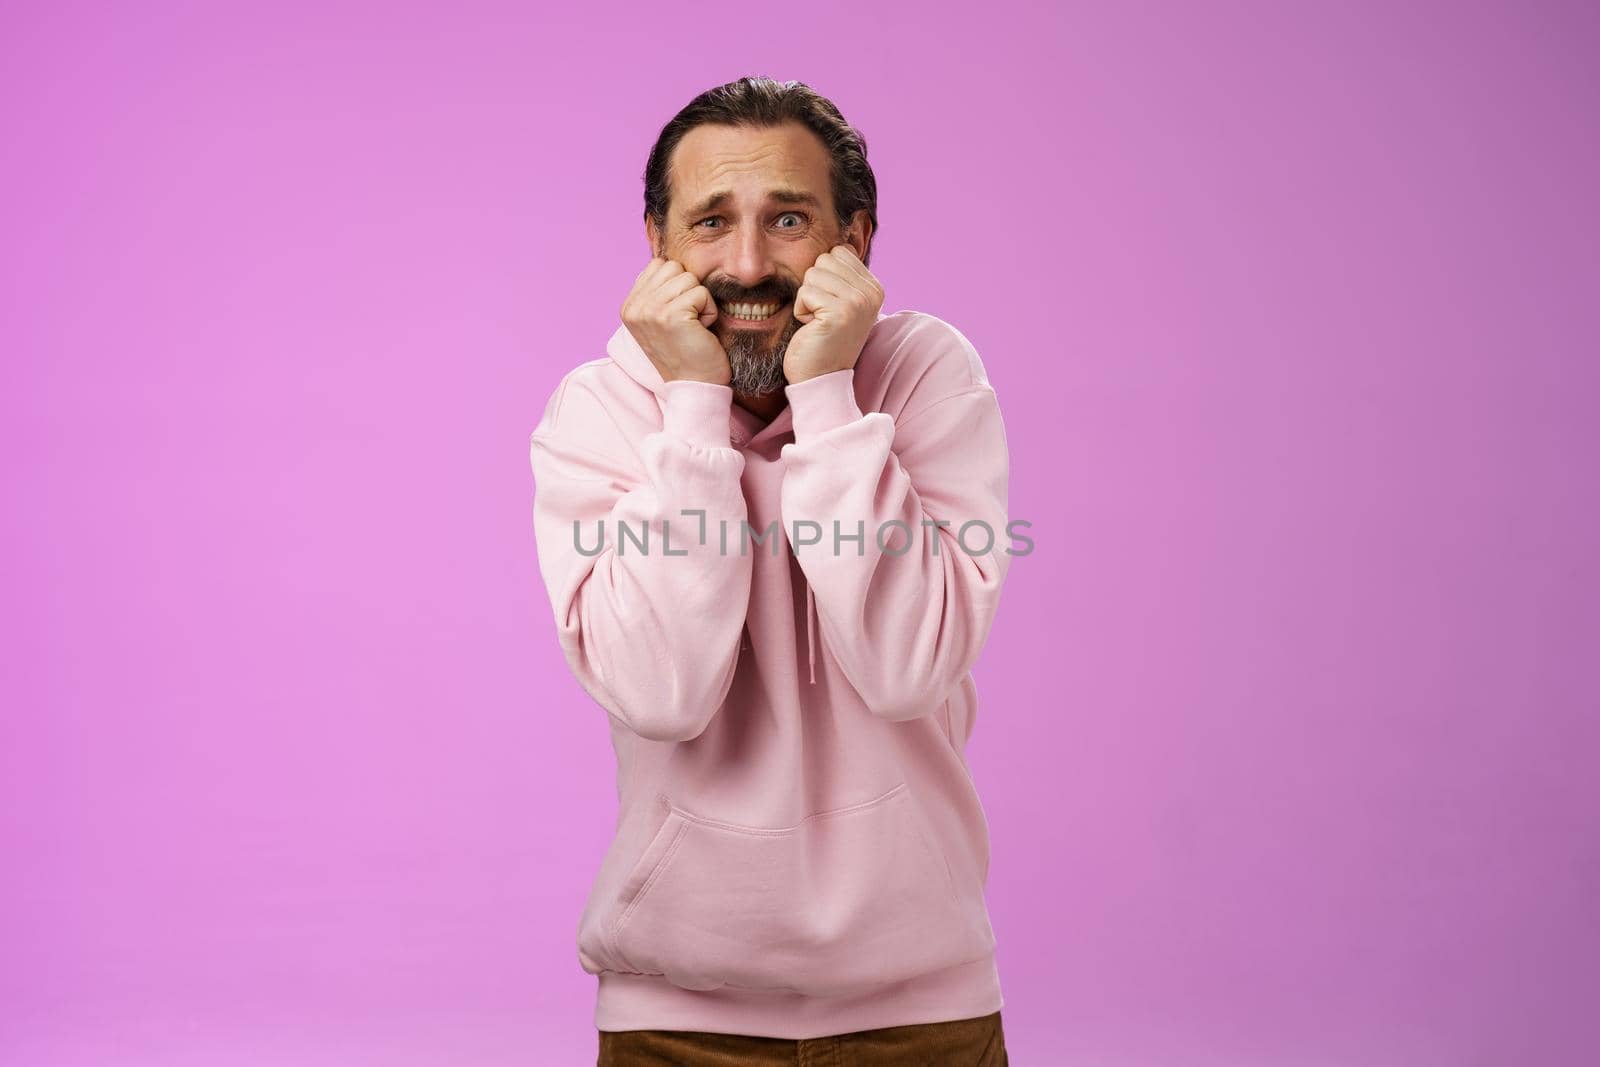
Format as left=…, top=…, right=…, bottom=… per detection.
left=805, top=582, right=817, bottom=685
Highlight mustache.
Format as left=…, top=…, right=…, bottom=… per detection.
left=705, top=280, right=797, bottom=306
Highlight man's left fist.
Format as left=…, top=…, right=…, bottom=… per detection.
left=783, top=244, right=884, bottom=385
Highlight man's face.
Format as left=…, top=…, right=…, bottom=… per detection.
left=648, top=121, right=865, bottom=397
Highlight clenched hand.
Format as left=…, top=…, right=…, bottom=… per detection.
left=782, top=245, right=885, bottom=385
left=621, top=258, right=731, bottom=386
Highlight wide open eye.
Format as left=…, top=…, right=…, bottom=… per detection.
left=775, top=212, right=807, bottom=229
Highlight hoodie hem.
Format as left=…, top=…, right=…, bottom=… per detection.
left=592, top=951, right=1003, bottom=1040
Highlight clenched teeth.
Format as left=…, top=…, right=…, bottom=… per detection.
left=724, top=301, right=780, bottom=320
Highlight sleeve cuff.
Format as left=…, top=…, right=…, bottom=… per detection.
left=785, top=369, right=863, bottom=440
left=659, top=379, right=734, bottom=448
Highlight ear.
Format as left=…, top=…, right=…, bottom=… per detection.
left=841, top=210, right=873, bottom=266
left=645, top=215, right=663, bottom=258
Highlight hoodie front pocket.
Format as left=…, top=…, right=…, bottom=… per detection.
left=604, top=782, right=995, bottom=996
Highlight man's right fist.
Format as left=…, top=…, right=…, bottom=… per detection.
left=620, top=258, right=731, bottom=386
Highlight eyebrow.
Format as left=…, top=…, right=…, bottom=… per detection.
left=680, top=189, right=823, bottom=219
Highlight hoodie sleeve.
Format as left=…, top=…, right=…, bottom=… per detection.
left=778, top=336, right=1011, bottom=722
left=529, top=373, right=753, bottom=742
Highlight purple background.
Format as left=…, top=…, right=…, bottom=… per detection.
left=4, top=2, right=1596, bottom=1064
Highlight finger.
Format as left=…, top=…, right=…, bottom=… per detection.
left=633, top=256, right=672, bottom=293
left=806, top=255, right=873, bottom=301
left=793, top=278, right=854, bottom=322
left=643, top=259, right=686, bottom=293
left=825, top=245, right=884, bottom=299
left=625, top=259, right=663, bottom=312
left=651, top=269, right=701, bottom=304
left=799, top=267, right=860, bottom=305
left=662, top=279, right=713, bottom=321
left=673, top=283, right=719, bottom=328
left=692, top=285, right=719, bottom=328
left=793, top=283, right=820, bottom=323
left=814, top=248, right=879, bottom=298
left=831, top=244, right=866, bottom=270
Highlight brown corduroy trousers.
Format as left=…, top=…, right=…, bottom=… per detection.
left=596, top=1009, right=1007, bottom=1065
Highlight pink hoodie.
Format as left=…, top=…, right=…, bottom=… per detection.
left=528, top=309, right=1013, bottom=1039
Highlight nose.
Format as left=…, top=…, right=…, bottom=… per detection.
left=725, top=222, right=776, bottom=289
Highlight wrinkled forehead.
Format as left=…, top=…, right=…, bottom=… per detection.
left=667, top=121, right=833, bottom=218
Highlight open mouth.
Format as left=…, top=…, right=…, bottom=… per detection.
left=720, top=300, right=786, bottom=325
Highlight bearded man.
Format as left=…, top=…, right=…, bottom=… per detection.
left=529, top=76, right=1013, bottom=1065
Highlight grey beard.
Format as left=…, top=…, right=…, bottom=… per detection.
left=725, top=316, right=801, bottom=398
